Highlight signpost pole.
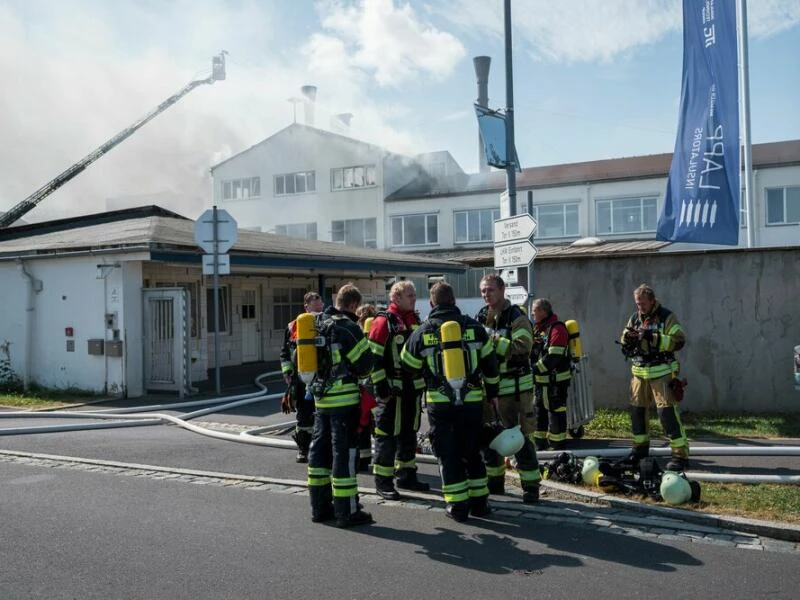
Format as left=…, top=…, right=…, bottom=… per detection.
left=526, top=190, right=535, bottom=310
left=503, top=0, right=517, bottom=218
left=213, top=205, right=221, bottom=395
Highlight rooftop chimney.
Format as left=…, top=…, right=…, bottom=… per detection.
left=473, top=56, right=491, bottom=173
left=301, top=85, right=317, bottom=127
left=330, top=112, right=354, bottom=133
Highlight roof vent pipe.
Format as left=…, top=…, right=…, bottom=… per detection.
left=301, top=85, right=317, bottom=127
left=473, top=56, right=491, bottom=173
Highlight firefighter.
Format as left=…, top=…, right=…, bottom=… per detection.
left=355, top=303, right=378, bottom=472
left=619, top=283, right=688, bottom=472
left=530, top=298, right=573, bottom=452
left=279, top=291, right=324, bottom=463
left=400, top=281, right=500, bottom=522
left=369, top=281, right=429, bottom=500
left=475, top=274, right=541, bottom=503
left=306, top=283, right=375, bottom=527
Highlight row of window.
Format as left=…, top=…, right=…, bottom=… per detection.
left=271, top=186, right=800, bottom=246
left=222, top=165, right=377, bottom=201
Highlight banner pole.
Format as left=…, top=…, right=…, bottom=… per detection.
left=737, top=0, right=755, bottom=248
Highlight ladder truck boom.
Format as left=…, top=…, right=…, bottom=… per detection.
left=0, top=51, right=227, bottom=229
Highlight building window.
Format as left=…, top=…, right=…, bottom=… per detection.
left=331, top=165, right=376, bottom=190
left=454, top=208, right=499, bottom=244
left=275, top=171, right=316, bottom=196
left=532, top=202, right=580, bottom=238
left=222, top=177, right=261, bottom=201
left=275, top=222, right=318, bottom=240
left=596, top=196, right=658, bottom=235
left=272, top=288, right=307, bottom=330
left=766, top=186, right=800, bottom=225
left=206, top=285, right=231, bottom=334
left=391, top=213, right=438, bottom=247
left=331, top=218, right=377, bottom=248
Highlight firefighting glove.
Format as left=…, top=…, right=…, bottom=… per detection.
left=622, top=328, right=639, bottom=345
left=281, top=390, right=295, bottom=414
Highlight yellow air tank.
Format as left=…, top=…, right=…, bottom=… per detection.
left=565, top=319, right=583, bottom=359
left=296, top=312, right=318, bottom=384
left=440, top=321, right=466, bottom=404
left=362, top=316, right=374, bottom=334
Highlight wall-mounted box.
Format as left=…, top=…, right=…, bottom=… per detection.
left=66, top=340, right=75, bottom=352
left=87, top=339, right=104, bottom=356
left=106, top=340, right=124, bottom=357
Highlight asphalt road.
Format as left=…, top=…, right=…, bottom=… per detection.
left=1, top=395, right=799, bottom=599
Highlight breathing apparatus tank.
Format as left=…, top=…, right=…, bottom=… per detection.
left=440, top=320, right=466, bottom=405
left=295, top=312, right=319, bottom=385
left=565, top=319, right=582, bottom=359
left=660, top=472, right=692, bottom=505
left=488, top=425, right=525, bottom=457
left=581, top=455, right=600, bottom=485
left=362, top=316, right=374, bottom=334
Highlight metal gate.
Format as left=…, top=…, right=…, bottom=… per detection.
left=143, top=288, right=191, bottom=397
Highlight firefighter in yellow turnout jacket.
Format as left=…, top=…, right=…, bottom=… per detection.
left=620, top=284, right=688, bottom=472
left=475, top=274, right=541, bottom=503
left=401, top=281, right=501, bottom=522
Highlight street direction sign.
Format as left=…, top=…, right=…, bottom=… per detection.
left=494, top=214, right=537, bottom=243
left=202, top=253, right=231, bottom=275
left=505, top=285, right=528, bottom=305
left=494, top=239, right=538, bottom=269
left=194, top=208, right=238, bottom=254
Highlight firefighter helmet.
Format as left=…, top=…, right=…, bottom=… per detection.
left=488, top=425, right=525, bottom=457
left=660, top=472, right=692, bottom=504
left=581, top=456, right=600, bottom=485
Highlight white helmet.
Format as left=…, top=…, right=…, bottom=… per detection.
left=660, top=472, right=692, bottom=505
left=581, top=456, right=600, bottom=485
left=489, top=425, right=525, bottom=457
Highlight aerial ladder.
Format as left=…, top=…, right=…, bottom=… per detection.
left=0, top=52, right=227, bottom=229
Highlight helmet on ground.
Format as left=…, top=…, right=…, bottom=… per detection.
left=660, top=472, right=692, bottom=505
left=581, top=456, right=600, bottom=485
left=488, top=425, right=525, bottom=457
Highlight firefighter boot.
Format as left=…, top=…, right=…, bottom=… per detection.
left=334, top=497, right=374, bottom=528
left=469, top=495, right=492, bottom=517
left=487, top=475, right=505, bottom=496
left=292, top=430, right=312, bottom=463
left=522, top=483, right=540, bottom=504
left=445, top=501, right=470, bottom=523
left=310, top=485, right=335, bottom=523
left=624, top=443, right=650, bottom=467
left=665, top=447, right=690, bottom=472
left=375, top=475, right=401, bottom=501
left=395, top=467, right=430, bottom=492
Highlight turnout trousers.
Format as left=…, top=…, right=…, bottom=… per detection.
left=372, top=388, right=422, bottom=479
left=534, top=380, right=570, bottom=449
left=483, top=390, right=541, bottom=492
left=307, top=405, right=361, bottom=520
left=427, top=401, right=489, bottom=506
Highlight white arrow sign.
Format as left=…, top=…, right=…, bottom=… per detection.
left=494, top=214, right=537, bottom=243
left=194, top=208, right=238, bottom=254
left=494, top=240, right=538, bottom=269
left=505, top=285, right=528, bottom=305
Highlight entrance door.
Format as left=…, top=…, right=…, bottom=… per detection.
left=142, top=287, right=190, bottom=396
left=241, top=287, right=261, bottom=363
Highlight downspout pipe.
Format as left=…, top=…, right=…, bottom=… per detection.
left=17, top=259, right=43, bottom=392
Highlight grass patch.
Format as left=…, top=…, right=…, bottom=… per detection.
left=694, top=482, right=800, bottom=524
left=0, top=386, right=100, bottom=410
left=585, top=408, right=800, bottom=440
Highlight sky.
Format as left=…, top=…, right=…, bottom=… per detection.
left=1, top=0, right=798, bottom=223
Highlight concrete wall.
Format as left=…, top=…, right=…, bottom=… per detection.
left=530, top=246, right=800, bottom=412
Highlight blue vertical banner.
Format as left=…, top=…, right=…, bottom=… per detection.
left=657, top=0, right=740, bottom=245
